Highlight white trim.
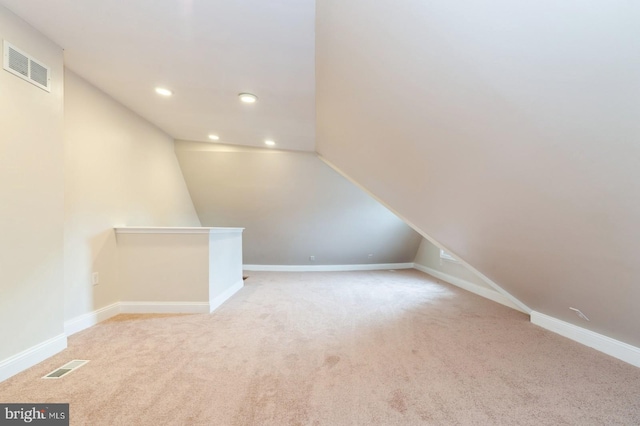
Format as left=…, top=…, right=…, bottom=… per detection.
left=317, top=154, right=531, bottom=314
left=1, top=290, right=243, bottom=383
left=64, top=303, right=121, bottom=336
left=114, top=227, right=244, bottom=234
left=119, top=301, right=211, bottom=314
left=530, top=311, right=640, bottom=368
left=243, top=263, right=414, bottom=272
left=413, top=264, right=522, bottom=312
left=0, top=334, right=67, bottom=382
left=206, top=228, right=244, bottom=234
left=57, top=289, right=244, bottom=335
left=209, top=280, right=244, bottom=313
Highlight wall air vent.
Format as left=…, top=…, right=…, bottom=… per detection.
left=3, top=40, right=51, bottom=92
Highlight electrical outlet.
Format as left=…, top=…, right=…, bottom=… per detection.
left=368, top=253, right=373, bottom=258
left=309, top=255, right=315, bottom=262
left=569, top=307, right=589, bottom=321
left=92, top=272, right=99, bottom=286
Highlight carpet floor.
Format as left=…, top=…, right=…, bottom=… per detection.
left=1, top=270, right=639, bottom=425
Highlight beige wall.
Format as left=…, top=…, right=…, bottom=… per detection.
left=117, top=233, right=209, bottom=303
left=64, top=71, right=200, bottom=321
left=413, top=239, right=492, bottom=290
left=116, top=228, right=243, bottom=309
left=0, top=6, right=65, bottom=361
left=175, top=141, right=422, bottom=265
left=316, top=1, right=640, bottom=346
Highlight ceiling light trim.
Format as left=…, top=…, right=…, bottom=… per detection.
left=155, top=87, right=173, bottom=97
left=238, top=93, right=258, bottom=103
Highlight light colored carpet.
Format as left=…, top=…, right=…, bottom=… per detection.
left=1, top=270, right=639, bottom=425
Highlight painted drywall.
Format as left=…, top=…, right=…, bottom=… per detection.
left=115, top=228, right=243, bottom=308
left=209, top=232, right=243, bottom=301
left=64, top=70, right=200, bottom=321
left=117, top=233, right=209, bottom=302
left=175, top=141, right=422, bottom=265
left=0, top=5, right=65, bottom=361
left=316, top=2, right=640, bottom=346
left=413, top=239, right=492, bottom=290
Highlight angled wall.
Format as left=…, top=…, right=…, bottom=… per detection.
left=175, top=141, right=422, bottom=266
left=414, top=239, right=492, bottom=291
left=0, top=5, right=65, bottom=365
left=316, top=1, right=640, bottom=347
left=64, top=71, right=200, bottom=322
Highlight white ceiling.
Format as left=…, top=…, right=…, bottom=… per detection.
left=1, top=0, right=316, bottom=151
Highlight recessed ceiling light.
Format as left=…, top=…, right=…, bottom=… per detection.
left=208, top=134, right=220, bottom=141
left=155, top=87, right=173, bottom=97
left=265, top=140, right=276, bottom=146
left=239, top=93, right=258, bottom=103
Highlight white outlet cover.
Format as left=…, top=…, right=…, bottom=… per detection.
left=569, top=307, right=589, bottom=321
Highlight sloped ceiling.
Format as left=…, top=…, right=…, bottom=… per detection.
left=2, top=1, right=638, bottom=347
left=316, top=1, right=640, bottom=347
left=0, top=0, right=316, bottom=151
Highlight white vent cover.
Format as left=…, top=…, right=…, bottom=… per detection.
left=3, top=40, right=51, bottom=92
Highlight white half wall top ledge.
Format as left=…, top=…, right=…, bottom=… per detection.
left=114, top=227, right=245, bottom=234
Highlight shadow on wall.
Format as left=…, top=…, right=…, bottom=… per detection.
left=174, top=141, right=423, bottom=266
left=413, top=238, right=494, bottom=290
left=90, top=229, right=119, bottom=315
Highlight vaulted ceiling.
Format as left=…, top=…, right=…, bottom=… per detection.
left=316, top=0, right=640, bottom=347
left=2, top=1, right=639, bottom=349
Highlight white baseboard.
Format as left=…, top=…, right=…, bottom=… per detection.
left=209, top=280, right=244, bottom=313
left=119, top=301, right=211, bottom=314
left=413, top=263, right=523, bottom=312
left=2, top=287, right=242, bottom=383
left=64, top=289, right=243, bottom=330
left=531, top=311, right=640, bottom=368
left=243, top=263, right=414, bottom=272
left=0, top=334, right=67, bottom=383
left=65, top=302, right=121, bottom=336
